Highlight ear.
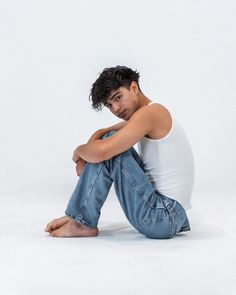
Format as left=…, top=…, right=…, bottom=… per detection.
left=130, top=81, right=139, bottom=95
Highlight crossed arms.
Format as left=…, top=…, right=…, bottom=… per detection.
left=73, top=106, right=155, bottom=166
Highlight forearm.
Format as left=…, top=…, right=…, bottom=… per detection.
left=75, top=140, right=106, bottom=163
left=87, top=121, right=127, bottom=144
left=75, top=121, right=127, bottom=163
left=106, top=120, right=127, bottom=132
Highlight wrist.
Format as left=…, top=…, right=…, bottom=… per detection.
left=99, top=128, right=110, bottom=136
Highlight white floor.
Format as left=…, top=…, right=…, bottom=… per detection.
left=1, top=190, right=236, bottom=295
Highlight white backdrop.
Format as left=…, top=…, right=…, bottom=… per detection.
left=0, top=0, right=235, bottom=199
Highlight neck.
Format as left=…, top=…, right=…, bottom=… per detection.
left=137, top=92, right=152, bottom=109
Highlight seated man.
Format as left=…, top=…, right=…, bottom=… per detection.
left=45, top=65, right=195, bottom=239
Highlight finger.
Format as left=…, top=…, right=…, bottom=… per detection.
left=72, top=151, right=80, bottom=162
left=76, top=166, right=80, bottom=176
left=72, top=155, right=79, bottom=163
left=73, top=155, right=82, bottom=164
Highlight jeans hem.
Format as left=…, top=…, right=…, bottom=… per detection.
left=179, top=225, right=191, bottom=232
left=65, top=210, right=96, bottom=228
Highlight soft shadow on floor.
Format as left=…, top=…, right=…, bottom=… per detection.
left=184, top=222, right=227, bottom=240
left=98, top=222, right=139, bottom=238
left=97, top=221, right=227, bottom=242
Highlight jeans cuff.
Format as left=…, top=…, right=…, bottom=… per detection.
left=65, top=210, right=96, bottom=228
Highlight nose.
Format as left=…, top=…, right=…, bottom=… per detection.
left=112, top=102, right=121, bottom=114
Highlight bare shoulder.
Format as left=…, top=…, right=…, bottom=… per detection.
left=130, top=102, right=171, bottom=122
left=130, top=102, right=172, bottom=139
left=148, top=102, right=171, bottom=120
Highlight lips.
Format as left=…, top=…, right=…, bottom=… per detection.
left=118, top=110, right=126, bottom=118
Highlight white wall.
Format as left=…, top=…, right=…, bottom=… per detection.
left=0, top=0, right=235, bottom=198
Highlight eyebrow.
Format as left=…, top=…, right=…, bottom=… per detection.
left=105, top=91, right=121, bottom=106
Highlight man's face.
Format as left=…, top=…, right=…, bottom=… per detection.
left=104, top=82, right=139, bottom=120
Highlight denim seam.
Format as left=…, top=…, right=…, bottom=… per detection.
left=168, top=213, right=175, bottom=238
left=167, top=202, right=191, bottom=233
left=118, top=163, right=159, bottom=210
left=65, top=164, right=104, bottom=228
left=83, top=163, right=104, bottom=207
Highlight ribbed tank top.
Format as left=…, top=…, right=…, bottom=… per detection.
left=137, top=102, right=195, bottom=210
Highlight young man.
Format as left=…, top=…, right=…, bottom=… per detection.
left=45, top=66, right=195, bottom=239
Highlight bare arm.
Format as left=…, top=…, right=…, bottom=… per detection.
left=87, top=120, right=128, bottom=143
left=72, top=120, right=127, bottom=164
left=74, top=106, right=155, bottom=163
left=105, top=120, right=128, bottom=132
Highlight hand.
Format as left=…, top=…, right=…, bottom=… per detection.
left=87, top=128, right=108, bottom=144
left=76, top=158, right=86, bottom=176
left=72, top=148, right=81, bottom=163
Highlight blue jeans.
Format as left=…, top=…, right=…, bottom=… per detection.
left=65, top=131, right=190, bottom=239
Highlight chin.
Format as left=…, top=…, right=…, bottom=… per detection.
left=126, top=111, right=134, bottom=120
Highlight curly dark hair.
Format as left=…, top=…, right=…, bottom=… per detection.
left=89, top=65, right=141, bottom=111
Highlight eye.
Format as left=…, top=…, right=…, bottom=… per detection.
left=115, top=95, right=121, bottom=101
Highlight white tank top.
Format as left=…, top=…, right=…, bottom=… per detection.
left=137, top=102, right=195, bottom=210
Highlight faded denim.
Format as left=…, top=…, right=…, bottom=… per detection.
left=65, top=131, right=190, bottom=239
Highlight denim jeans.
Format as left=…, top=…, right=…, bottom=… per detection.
left=65, top=131, right=190, bottom=239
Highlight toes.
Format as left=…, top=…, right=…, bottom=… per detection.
left=50, top=229, right=60, bottom=237
left=51, top=221, right=59, bottom=231
left=45, top=219, right=57, bottom=232
left=50, top=227, right=68, bottom=238
left=45, top=216, right=69, bottom=233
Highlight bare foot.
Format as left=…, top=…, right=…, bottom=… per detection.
left=45, top=216, right=70, bottom=233
left=45, top=216, right=98, bottom=238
